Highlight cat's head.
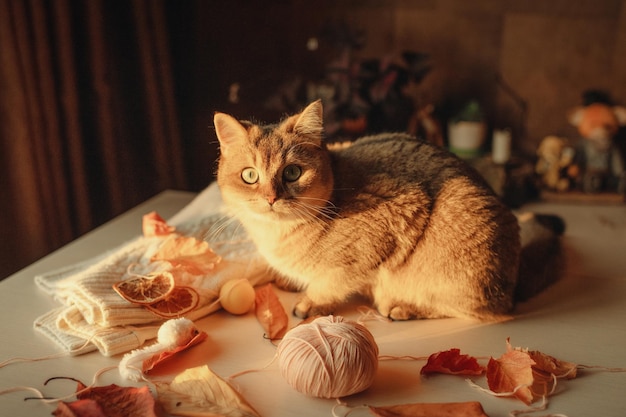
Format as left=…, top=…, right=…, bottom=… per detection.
left=214, top=100, right=334, bottom=224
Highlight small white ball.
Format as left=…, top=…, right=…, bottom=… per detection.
left=219, top=279, right=255, bottom=315
left=157, top=318, right=198, bottom=347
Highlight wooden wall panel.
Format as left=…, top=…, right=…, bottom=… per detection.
left=317, top=0, right=626, bottom=154
left=500, top=13, right=618, bottom=152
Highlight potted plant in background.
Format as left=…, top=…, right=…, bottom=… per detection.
left=448, top=100, right=486, bottom=159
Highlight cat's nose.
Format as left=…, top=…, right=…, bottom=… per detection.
left=266, top=195, right=277, bottom=206
left=262, top=186, right=278, bottom=205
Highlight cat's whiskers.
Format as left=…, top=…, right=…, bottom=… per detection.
left=204, top=216, right=228, bottom=239
left=296, top=195, right=338, bottom=210
left=203, top=213, right=249, bottom=248
left=298, top=197, right=342, bottom=220
left=290, top=199, right=335, bottom=224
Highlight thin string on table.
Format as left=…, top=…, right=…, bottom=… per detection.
left=0, top=365, right=118, bottom=404
left=378, top=354, right=429, bottom=361
left=355, top=306, right=391, bottom=325
left=331, top=399, right=369, bottom=417
left=466, top=372, right=568, bottom=417
left=0, top=352, right=68, bottom=369
left=228, top=353, right=279, bottom=380
left=577, top=364, right=626, bottom=372
left=0, top=327, right=128, bottom=403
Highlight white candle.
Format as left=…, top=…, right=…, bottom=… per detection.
left=492, top=129, right=512, bottom=164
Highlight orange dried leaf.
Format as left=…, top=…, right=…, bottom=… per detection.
left=254, top=284, right=288, bottom=340
left=143, top=330, right=208, bottom=374
left=486, top=350, right=536, bottom=405
left=528, top=350, right=577, bottom=380
left=152, top=236, right=221, bottom=275
left=369, top=401, right=490, bottom=417
left=505, top=338, right=577, bottom=381
left=143, top=211, right=176, bottom=237
left=421, top=348, right=485, bottom=376
left=504, top=338, right=578, bottom=399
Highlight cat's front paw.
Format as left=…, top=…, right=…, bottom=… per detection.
left=387, top=306, right=414, bottom=321
left=293, top=296, right=334, bottom=319
left=293, top=297, right=311, bottom=319
left=378, top=303, right=422, bottom=321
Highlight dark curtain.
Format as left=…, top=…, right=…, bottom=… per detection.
left=0, top=0, right=194, bottom=279
left=0, top=0, right=322, bottom=279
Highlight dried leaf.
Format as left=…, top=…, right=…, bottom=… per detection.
left=143, top=330, right=208, bottom=374
left=53, top=399, right=107, bottom=417
left=152, top=236, right=221, bottom=275
left=421, top=348, right=485, bottom=376
left=504, top=338, right=578, bottom=399
left=77, top=384, right=162, bottom=417
left=143, top=212, right=176, bottom=237
left=369, top=401, right=490, bottom=417
left=486, top=350, right=535, bottom=405
left=506, top=339, right=577, bottom=380
left=155, top=365, right=261, bottom=417
left=52, top=381, right=163, bottom=417
left=254, top=284, right=288, bottom=340
left=529, top=350, right=578, bottom=379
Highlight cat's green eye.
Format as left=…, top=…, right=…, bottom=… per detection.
left=283, top=164, right=302, bottom=182
left=241, top=167, right=259, bottom=184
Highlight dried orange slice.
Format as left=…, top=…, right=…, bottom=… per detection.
left=113, top=272, right=175, bottom=305
left=145, top=286, right=199, bottom=318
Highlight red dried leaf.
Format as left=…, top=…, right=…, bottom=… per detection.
left=143, top=330, right=208, bottom=374
left=421, top=348, right=485, bottom=376
left=143, top=212, right=176, bottom=237
left=254, top=284, right=288, bottom=340
left=75, top=384, right=163, bottom=417
left=53, top=399, right=107, bottom=417
left=486, top=350, right=536, bottom=405
left=369, top=401, right=490, bottom=417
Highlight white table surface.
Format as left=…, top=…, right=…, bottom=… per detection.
left=1, top=189, right=625, bottom=417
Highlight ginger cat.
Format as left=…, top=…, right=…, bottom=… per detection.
left=214, top=100, right=559, bottom=321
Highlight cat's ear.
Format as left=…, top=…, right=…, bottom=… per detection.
left=214, top=112, right=248, bottom=156
left=293, top=100, right=324, bottom=142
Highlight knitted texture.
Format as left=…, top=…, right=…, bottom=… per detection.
left=34, top=184, right=270, bottom=356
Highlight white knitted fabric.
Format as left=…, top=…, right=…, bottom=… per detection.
left=34, top=183, right=270, bottom=357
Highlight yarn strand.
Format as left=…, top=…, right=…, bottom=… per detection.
left=331, top=399, right=369, bottom=417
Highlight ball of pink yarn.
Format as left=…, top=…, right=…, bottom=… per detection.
left=276, top=315, right=379, bottom=398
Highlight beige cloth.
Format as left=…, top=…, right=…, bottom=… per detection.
left=34, top=184, right=270, bottom=356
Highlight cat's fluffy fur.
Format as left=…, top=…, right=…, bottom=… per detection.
left=214, top=100, right=556, bottom=321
